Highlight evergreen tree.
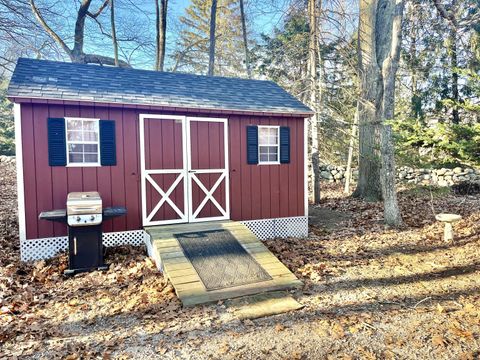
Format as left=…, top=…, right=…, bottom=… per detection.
left=0, top=76, right=14, bottom=156
left=171, top=0, right=247, bottom=76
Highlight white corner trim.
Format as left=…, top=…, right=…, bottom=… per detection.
left=304, top=117, right=309, bottom=217
left=14, top=103, right=26, bottom=243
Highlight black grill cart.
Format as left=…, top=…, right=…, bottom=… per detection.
left=39, top=198, right=127, bottom=275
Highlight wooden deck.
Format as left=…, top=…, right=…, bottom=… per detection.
left=145, top=221, right=302, bottom=306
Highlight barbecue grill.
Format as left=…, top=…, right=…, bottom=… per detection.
left=39, top=191, right=126, bottom=275
left=67, top=192, right=102, bottom=226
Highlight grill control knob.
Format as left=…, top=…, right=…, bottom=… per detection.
left=76, top=216, right=81, bottom=222
left=90, top=215, right=95, bottom=221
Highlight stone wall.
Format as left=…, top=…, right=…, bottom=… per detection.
left=319, top=164, right=480, bottom=186
left=0, top=155, right=15, bottom=164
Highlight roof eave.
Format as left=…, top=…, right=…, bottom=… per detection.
left=8, top=95, right=314, bottom=117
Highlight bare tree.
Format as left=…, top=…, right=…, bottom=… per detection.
left=352, top=0, right=383, bottom=201
left=29, top=0, right=131, bottom=67
left=110, top=0, right=118, bottom=66
left=208, top=0, right=218, bottom=76
left=344, top=107, right=358, bottom=194
left=354, top=0, right=404, bottom=224
left=380, top=0, right=403, bottom=226
left=155, top=0, right=168, bottom=71
left=239, top=0, right=251, bottom=78
left=308, top=0, right=321, bottom=204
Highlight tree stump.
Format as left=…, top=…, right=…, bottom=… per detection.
left=435, top=213, right=462, bottom=242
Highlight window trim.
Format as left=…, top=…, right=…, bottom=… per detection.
left=65, top=117, right=101, bottom=167
left=257, top=125, right=280, bottom=165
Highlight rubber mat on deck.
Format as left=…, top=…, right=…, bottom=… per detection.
left=175, top=229, right=272, bottom=291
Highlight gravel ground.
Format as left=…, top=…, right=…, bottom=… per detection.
left=1, top=160, right=480, bottom=359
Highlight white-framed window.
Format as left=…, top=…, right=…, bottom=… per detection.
left=258, top=125, right=280, bottom=164
left=65, top=118, right=100, bottom=166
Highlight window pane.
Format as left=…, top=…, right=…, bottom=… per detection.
left=259, top=154, right=268, bottom=162
left=268, top=153, right=278, bottom=162
left=66, top=119, right=100, bottom=165
left=83, top=144, right=98, bottom=152
left=83, top=131, right=98, bottom=141
left=259, top=128, right=269, bottom=145
left=69, top=153, right=83, bottom=163
left=84, top=154, right=98, bottom=163
left=69, top=143, right=84, bottom=152
left=67, top=131, right=83, bottom=141
left=266, top=136, right=275, bottom=145
left=267, top=146, right=278, bottom=154
left=67, top=120, right=82, bottom=130
left=82, top=121, right=97, bottom=131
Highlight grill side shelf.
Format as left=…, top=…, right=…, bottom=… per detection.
left=103, top=207, right=127, bottom=219
left=39, top=207, right=126, bottom=223
left=39, top=209, right=67, bottom=223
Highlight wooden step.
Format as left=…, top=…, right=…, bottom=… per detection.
left=145, top=221, right=302, bottom=307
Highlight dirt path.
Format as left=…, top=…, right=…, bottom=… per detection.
left=1, top=161, right=479, bottom=359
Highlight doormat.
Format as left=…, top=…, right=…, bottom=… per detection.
left=175, top=229, right=272, bottom=291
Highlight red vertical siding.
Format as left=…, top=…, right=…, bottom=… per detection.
left=32, top=103, right=53, bottom=237
left=122, top=108, right=141, bottom=230
left=21, top=104, right=37, bottom=239
left=109, top=106, right=127, bottom=232
left=20, top=101, right=305, bottom=240
left=227, top=115, right=304, bottom=222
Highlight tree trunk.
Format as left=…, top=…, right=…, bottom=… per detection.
left=381, top=125, right=402, bottom=225
left=71, top=0, right=93, bottom=60
left=449, top=26, right=460, bottom=124
left=353, top=70, right=382, bottom=201
left=239, top=0, right=251, bottom=78
left=353, top=0, right=383, bottom=201
left=354, top=0, right=403, bottom=225
left=30, top=0, right=131, bottom=67
left=308, top=0, right=321, bottom=204
left=380, top=0, right=403, bottom=226
left=110, top=0, right=119, bottom=66
left=155, top=0, right=168, bottom=71
left=344, top=105, right=358, bottom=194
left=409, top=5, right=421, bottom=119
left=208, top=0, right=218, bottom=76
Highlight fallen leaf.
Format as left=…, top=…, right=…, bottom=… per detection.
left=432, top=335, right=445, bottom=347
left=330, top=322, right=345, bottom=339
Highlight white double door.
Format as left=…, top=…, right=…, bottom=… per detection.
left=140, top=115, right=229, bottom=226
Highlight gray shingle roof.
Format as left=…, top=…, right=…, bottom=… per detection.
left=8, top=58, right=313, bottom=116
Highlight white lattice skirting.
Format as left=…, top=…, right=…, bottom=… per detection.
left=20, top=230, right=145, bottom=262
left=240, top=216, right=308, bottom=240
left=20, top=217, right=308, bottom=261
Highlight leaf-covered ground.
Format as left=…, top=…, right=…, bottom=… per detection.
left=1, top=160, right=480, bottom=359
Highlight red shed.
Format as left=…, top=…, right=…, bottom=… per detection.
left=8, top=58, right=313, bottom=261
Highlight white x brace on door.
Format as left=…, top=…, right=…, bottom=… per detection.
left=139, top=114, right=229, bottom=226
left=186, top=116, right=230, bottom=223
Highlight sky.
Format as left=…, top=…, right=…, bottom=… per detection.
left=120, top=0, right=289, bottom=69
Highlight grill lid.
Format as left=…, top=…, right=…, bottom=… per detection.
left=67, top=191, right=102, bottom=215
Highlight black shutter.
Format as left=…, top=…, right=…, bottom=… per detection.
left=279, top=126, right=290, bottom=164
left=47, top=118, right=67, bottom=166
left=99, top=120, right=116, bottom=166
left=246, top=125, right=258, bottom=164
